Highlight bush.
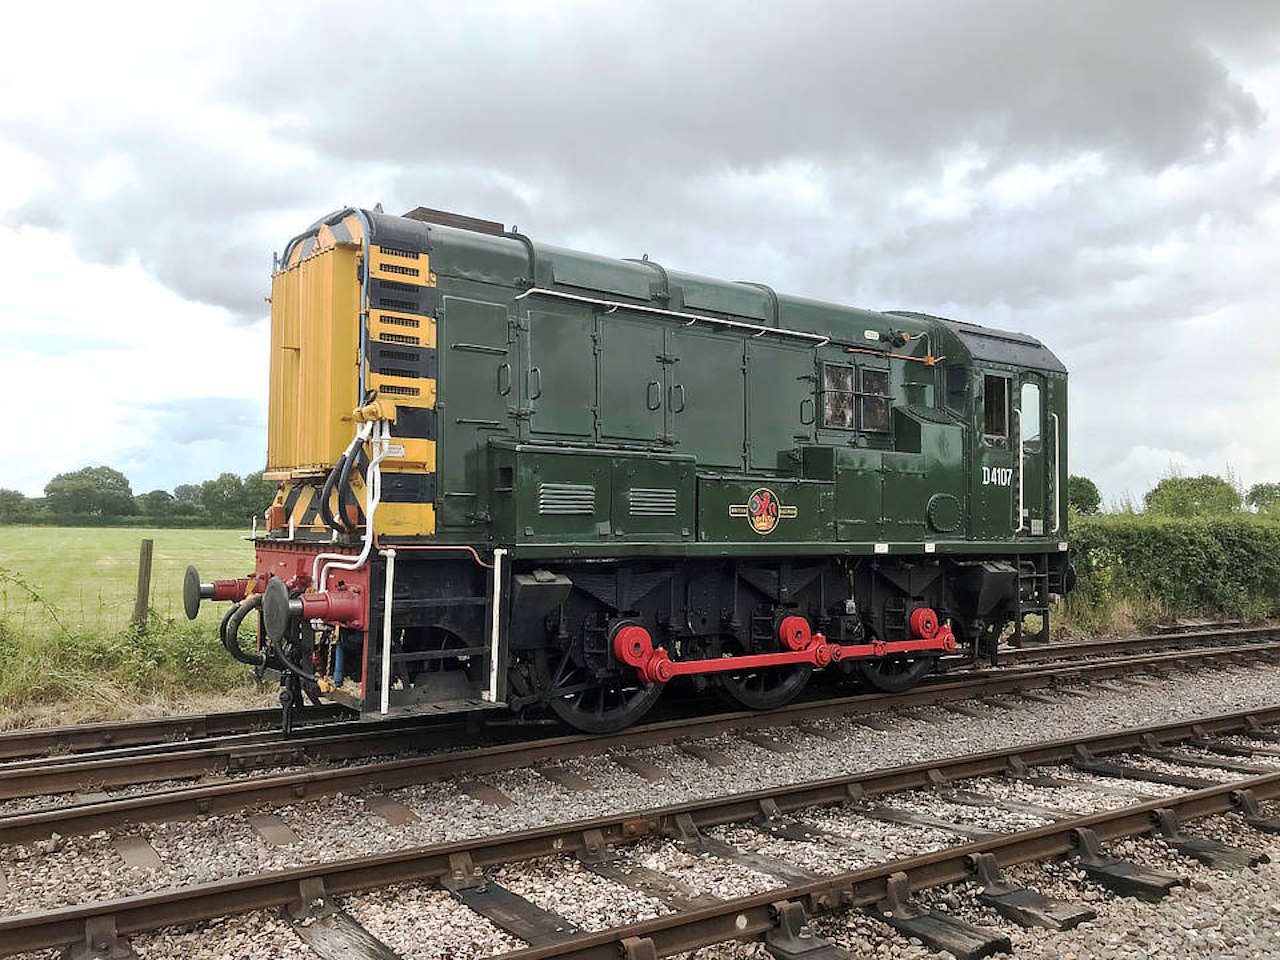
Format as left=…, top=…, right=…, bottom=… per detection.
left=1062, top=513, right=1280, bottom=633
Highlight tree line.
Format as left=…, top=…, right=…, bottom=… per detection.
left=1, top=465, right=1276, bottom=528
left=0, top=466, right=276, bottom=528
left=1068, top=473, right=1280, bottom=518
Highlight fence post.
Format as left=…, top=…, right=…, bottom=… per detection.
left=133, top=538, right=154, bottom=633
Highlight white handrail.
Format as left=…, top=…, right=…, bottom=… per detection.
left=515, top=287, right=832, bottom=347
left=1050, top=412, right=1061, bottom=533
left=485, top=548, right=507, bottom=703
left=379, top=548, right=396, bottom=715
left=1015, top=409, right=1025, bottom=533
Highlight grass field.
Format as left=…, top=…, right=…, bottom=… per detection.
left=0, top=527, right=254, bottom=633
left=0, top=527, right=264, bottom=725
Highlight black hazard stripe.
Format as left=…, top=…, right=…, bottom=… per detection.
left=298, top=487, right=322, bottom=526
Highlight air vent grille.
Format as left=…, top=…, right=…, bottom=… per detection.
left=629, top=488, right=678, bottom=517
left=538, top=482, right=595, bottom=516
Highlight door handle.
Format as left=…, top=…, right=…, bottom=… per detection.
left=669, top=383, right=686, bottom=413
left=646, top=380, right=661, bottom=410
left=497, top=362, right=511, bottom=396
left=800, top=397, right=815, bottom=425
left=530, top=366, right=542, bottom=400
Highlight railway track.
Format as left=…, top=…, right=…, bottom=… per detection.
left=0, top=624, right=1272, bottom=767
left=0, top=639, right=1277, bottom=847
left=5, top=699, right=1280, bottom=957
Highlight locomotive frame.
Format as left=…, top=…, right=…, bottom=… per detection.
left=186, top=205, right=1072, bottom=733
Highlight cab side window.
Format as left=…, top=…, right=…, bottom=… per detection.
left=822, top=364, right=855, bottom=428
left=1020, top=381, right=1041, bottom=443
left=860, top=368, right=891, bottom=432
left=983, top=374, right=1009, bottom=440
left=945, top=365, right=968, bottom=413
left=822, top=362, right=892, bottom=433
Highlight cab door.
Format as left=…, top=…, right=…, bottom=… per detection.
left=1017, top=374, right=1047, bottom=537
left=973, top=370, right=1017, bottom=539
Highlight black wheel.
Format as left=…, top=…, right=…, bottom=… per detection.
left=713, top=637, right=812, bottom=711
left=533, top=648, right=664, bottom=734
left=860, top=657, right=934, bottom=694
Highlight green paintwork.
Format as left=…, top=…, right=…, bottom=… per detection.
left=362, top=210, right=1069, bottom=561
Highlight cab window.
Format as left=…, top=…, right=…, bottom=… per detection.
left=945, top=365, right=968, bottom=413
left=821, top=364, right=855, bottom=429
left=983, top=374, right=1009, bottom=439
left=860, top=368, right=891, bottom=432
left=1020, top=381, right=1041, bottom=442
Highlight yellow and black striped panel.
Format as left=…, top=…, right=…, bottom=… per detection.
left=284, top=212, right=365, bottom=267
left=361, top=227, right=438, bottom=538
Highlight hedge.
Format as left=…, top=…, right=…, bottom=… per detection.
left=6, top=514, right=235, bottom=529
left=1068, top=513, right=1280, bottom=621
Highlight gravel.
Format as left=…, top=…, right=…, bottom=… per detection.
left=630, top=838, right=784, bottom=899
left=7, top=659, right=1280, bottom=934
left=128, top=911, right=304, bottom=959
left=494, top=856, right=669, bottom=930
left=343, top=883, right=523, bottom=960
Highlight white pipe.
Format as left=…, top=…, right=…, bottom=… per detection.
left=1015, top=408, right=1025, bottom=533
left=310, top=422, right=375, bottom=587
left=485, top=548, right=507, bottom=703
left=1050, top=412, right=1061, bottom=533
left=380, top=548, right=396, bottom=714
left=315, top=420, right=392, bottom=592
left=515, top=287, right=832, bottom=347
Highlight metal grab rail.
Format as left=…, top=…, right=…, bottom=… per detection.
left=1015, top=409, right=1025, bottom=533
left=515, top=286, right=832, bottom=347
left=1050, top=412, right=1061, bottom=533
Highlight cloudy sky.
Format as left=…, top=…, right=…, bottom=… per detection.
left=1, top=1, right=1277, bottom=505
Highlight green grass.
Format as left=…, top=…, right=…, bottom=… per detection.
left=0, top=527, right=262, bottom=724
left=0, top=527, right=253, bottom=633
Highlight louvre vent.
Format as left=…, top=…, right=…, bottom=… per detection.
left=378, top=331, right=420, bottom=345
left=538, top=482, right=595, bottom=516
left=629, top=487, right=678, bottom=517
left=379, top=383, right=420, bottom=396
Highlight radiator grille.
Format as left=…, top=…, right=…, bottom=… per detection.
left=382, top=315, right=421, bottom=328
left=538, top=482, right=596, bottom=516
left=379, top=383, right=420, bottom=397
left=378, top=331, right=420, bottom=345
left=628, top=487, right=678, bottom=517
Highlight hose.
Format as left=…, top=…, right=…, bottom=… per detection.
left=222, top=595, right=267, bottom=667
left=318, top=452, right=348, bottom=534
left=336, top=444, right=366, bottom=534
left=271, top=609, right=319, bottom=681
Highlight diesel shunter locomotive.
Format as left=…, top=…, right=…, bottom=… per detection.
left=184, top=206, right=1073, bottom=733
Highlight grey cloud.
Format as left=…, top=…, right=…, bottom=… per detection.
left=3, top=1, right=1279, bottom=500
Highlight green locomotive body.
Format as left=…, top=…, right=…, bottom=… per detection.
left=187, top=207, right=1071, bottom=732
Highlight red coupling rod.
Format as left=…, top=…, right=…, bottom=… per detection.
left=612, top=609, right=956, bottom=684
left=613, top=623, right=832, bottom=684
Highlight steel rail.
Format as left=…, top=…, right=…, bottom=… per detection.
left=5, top=627, right=1269, bottom=773
left=4, top=635, right=1277, bottom=801
left=0, top=625, right=1270, bottom=767
left=993, top=623, right=1278, bottom=666
left=498, top=770, right=1280, bottom=960
left=0, top=704, right=349, bottom=762
left=1, top=641, right=1276, bottom=845
left=1, top=703, right=1278, bottom=956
